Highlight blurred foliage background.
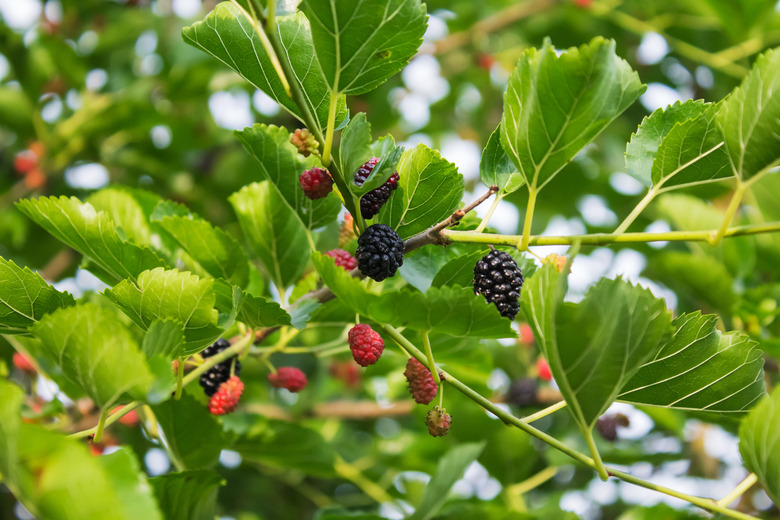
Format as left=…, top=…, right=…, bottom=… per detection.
left=2, top=0, right=780, bottom=518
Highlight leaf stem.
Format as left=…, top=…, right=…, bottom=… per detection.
left=711, top=181, right=746, bottom=245
left=614, top=187, right=657, bottom=234
left=92, top=408, right=109, bottom=444
left=585, top=429, right=609, bottom=480
left=421, top=330, right=441, bottom=386
left=475, top=192, right=504, bottom=233
left=265, top=0, right=275, bottom=32
left=174, top=357, right=184, bottom=400
left=520, top=188, right=537, bottom=251
left=523, top=400, right=567, bottom=423
left=321, top=91, right=339, bottom=166
left=716, top=473, right=758, bottom=507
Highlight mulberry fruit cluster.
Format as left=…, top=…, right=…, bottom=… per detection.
left=473, top=249, right=524, bottom=320
left=209, top=376, right=244, bottom=415
left=506, top=377, right=538, bottom=407
left=426, top=406, right=452, bottom=437
left=324, top=248, right=358, bottom=271
left=348, top=324, right=385, bottom=367
left=404, top=358, right=438, bottom=405
left=299, top=167, right=333, bottom=200
left=291, top=128, right=319, bottom=157
left=354, top=157, right=399, bottom=219
left=268, top=366, right=308, bottom=392
left=199, top=338, right=241, bottom=397
left=355, top=224, right=404, bottom=281
left=596, top=413, right=630, bottom=441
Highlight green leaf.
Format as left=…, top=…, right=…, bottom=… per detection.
left=0, top=257, right=75, bottom=334
left=501, top=37, right=644, bottom=190
left=16, top=196, right=166, bottom=285
left=105, top=268, right=225, bottom=355
left=183, top=4, right=346, bottom=136
left=87, top=187, right=153, bottom=246
left=154, top=392, right=227, bottom=469
left=522, top=264, right=672, bottom=429
left=156, top=215, right=250, bottom=287
left=431, top=249, right=488, bottom=288
left=409, top=442, right=486, bottom=520
left=234, top=124, right=341, bottom=229
left=739, top=386, right=780, bottom=504
left=701, top=0, right=777, bottom=40
left=239, top=292, right=292, bottom=328
left=287, top=298, right=322, bottom=329
left=479, top=125, right=524, bottom=194
left=339, top=112, right=374, bottom=183
left=647, top=252, right=735, bottom=313
left=142, top=319, right=185, bottom=360
left=230, top=181, right=310, bottom=289
left=620, top=312, right=766, bottom=413
left=31, top=304, right=158, bottom=408
left=625, top=99, right=710, bottom=187
left=0, top=381, right=163, bottom=520
left=350, top=144, right=404, bottom=197
left=300, top=0, right=427, bottom=95
left=377, top=144, right=464, bottom=239
left=718, top=48, right=780, bottom=180
left=149, top=471, right=223, bottom=520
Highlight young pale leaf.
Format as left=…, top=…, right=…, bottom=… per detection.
left=230, top=181, right=310, bottom=289
left=718, top=47, right=780, bottom=180
left=31, top=304, right=158, bottom=407
left=142, top=319, right=185, bottom=360
left=620, top=312, right=765, bottom=413
left=339, top=112, right=374, bottom=182
left=16, top=196, right=166, bottom=285
left=87, top=187, right=153, bottom=246
left=479, top=125, right=524, bottom=194
left=739, top=386, right=780, bottom=505
left=501, top=37, right=644, bottom=190
left=0, top=257, right=75, bottom=334
left=154, top=392, right=226, bottom=470
left=625, top=99, right=710, bottom=187
left=157, top=215, right=251, bottom=287
left=522, top=264, right=672, bottom=430
left=0, top=382, right=163, bottom=520
left=239, top=292, right=293, bottom=329
left=650, top=104, right=731, bottom=189
left=150, top=471, right=223, bottom=520
left=183, top=5, right=346, bottom=136
left=377, top=144, right=464, bottom=239
left=409, top=442, right=486, bottom=520
left=300, top=0, right=427, bottom=95
left=234, top=124, right=341, bottom=229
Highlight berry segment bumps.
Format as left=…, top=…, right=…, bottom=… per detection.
left=426, top=406, right=452, bottom=437
left=208, top=376, right=244, bottom=415
left=404, top=358, right=438, bottom=405
left=324, top=249, right=358, bottom=271
left=355, top=224, right=404, bottom=281
left=299, top=167, right=333, bottom=199
left=291, top=128, right=319, bottom=157
left=199, top=338, right=242, bottom=397
left=354, top=157, right=399, bottom=219
left=348, top=324, right=385, bottom=367
left=268, top=366, right=308, bottom=392
left=473, top=250, right=524, bottom=320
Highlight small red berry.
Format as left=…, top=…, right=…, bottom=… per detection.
left=329, top=361, right=361, bottom=388
left=324, top=249, right=358, bottom=271
left=426, top=406, right=452, bottom=437
left=208, top=376, right=244, bottom=415
left=14, top=150, right=38, bottom=174
left=13, top=352, right=36, bottom=375
left=519, top=324, right=534, bottom=346
left=268, top=367, right=308, bottom=392
left=404, top=358, right=438, bottom=405
left=111, top=405, right=140, bottom=426
left=348, top=324, right=385, bottom=367
left=536, top=357, right=552, bottom=381
left=339, top=213, right=356, bottom=247
left=299, top=167, right=333, bottom=200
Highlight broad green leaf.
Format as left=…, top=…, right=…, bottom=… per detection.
left=239, top=292, right=292, bottom=328
left=183, top=4, right=346, bottom=136
left=31, top=304, right=158, bottom=408
left=479, top=125, right=524, bottom=194
left=157, top=214, right=251, bottom=286
left=409, top=442, right=486, bottom=520
left=625, top=99, right=710, bottom=187
left=105, top=268, right=224, bottom=355
left=234, top=124, right=341, bottom=229
left=310, top=251, right=375, bottom=314
left=150, top=471, right=223, bottom=520
left=501, top=37, right=644, bottom=190
left=0, top=257, right=75, bottom=334
left=300, top=0, right=427, bottom=95
left=522, top=264, right=672, bottom=429
left=154, top=392, right=226, bottom=469
left=377, top=144, right=464, bottom=239
left=230, top=181, right=310, bottom=289
left=87, top=187, right=152, bottom=246
left=647, top=252, right=735, bottom=313
left=16, top=196, right=166, bottom=285
left=650, top=104, right=732, bottom=189
left=0, top=382, right=163, bottom=520
left=431, top=249, right=489, bottom=289
left=339, top=112, right=374, bottom=182
left=620, top=312, right=765, bottom=413
left=350, top=144, right=404, bottom=197
left=142, top=319, right=185, bottom=360
left=718, top=48, right=780, bottom=180
left=739, top=386, right=780, bottom=504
